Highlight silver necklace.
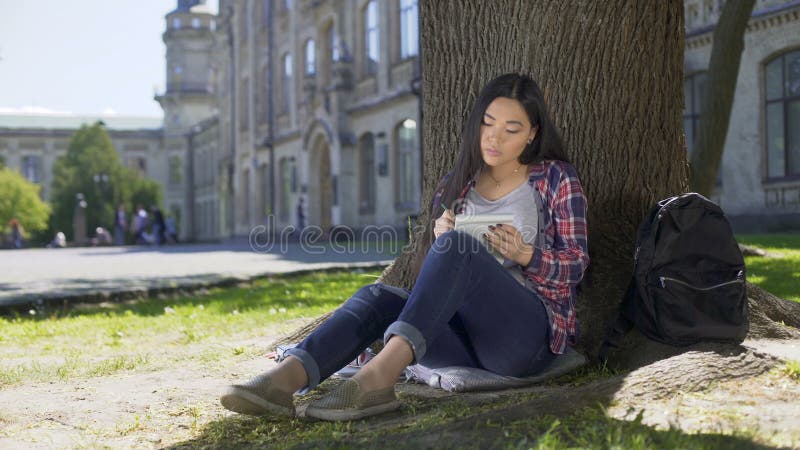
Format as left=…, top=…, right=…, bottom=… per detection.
left=485, top=164, right=523, bottom=189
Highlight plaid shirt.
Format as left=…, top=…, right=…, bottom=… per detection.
left=433, top=160, right=589, bottom=354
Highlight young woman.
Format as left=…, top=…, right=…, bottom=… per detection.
left=221, top=73, right=589, bottom=421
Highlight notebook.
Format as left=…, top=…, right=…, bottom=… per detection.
left=454, top=213, right=514, bottom=263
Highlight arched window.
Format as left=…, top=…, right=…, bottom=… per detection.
left=399, top=0, right=418, bottom=59
left=364, top=1, right=379, bottom=76
left=765, top=50, right=800, bottom=179
left=305, top=39, right=316, bottom=76
left=395, top=119, right=418, bottom=209
left=329, top=25, right=340, bottom=62
left=282, top=53, right=293, bottom=112
left=683, top=71, right=707, bottom=155
left=359, top=133, right=376, bottom=213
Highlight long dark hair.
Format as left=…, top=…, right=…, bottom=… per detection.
left=410, top=74, right=568, bottom=281
left=438, top=73, right=568, bottom=211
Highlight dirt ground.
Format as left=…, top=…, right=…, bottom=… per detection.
left=1, top=338, right=798, bottom=449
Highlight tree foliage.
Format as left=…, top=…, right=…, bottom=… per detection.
left=49, top=122, right=162, bottom=240
left=0, top=166, right=51, bottom=235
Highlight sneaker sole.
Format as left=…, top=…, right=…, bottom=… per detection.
left=220, top=386, right=295, bottom=417
left=305, top=399, right=401, bottom=421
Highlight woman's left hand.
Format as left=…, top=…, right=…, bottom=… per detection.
left=484, top=223, right=534, bottom=266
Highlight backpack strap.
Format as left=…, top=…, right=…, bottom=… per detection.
left=598, top=277, right=638, bottom=364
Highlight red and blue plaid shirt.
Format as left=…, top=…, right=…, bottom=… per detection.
left=433, top=160, right=590, bottom=354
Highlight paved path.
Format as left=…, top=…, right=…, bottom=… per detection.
left=0, top=239, right=401, bottom=310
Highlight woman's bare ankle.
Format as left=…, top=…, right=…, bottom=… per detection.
left=352, top=366, right=396, bottom=392
left=268, top=356, right=308, bottom=393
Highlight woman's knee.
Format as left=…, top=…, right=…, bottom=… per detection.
left=341, top=283, right=408, bottom=317
left=430, top=230, right=480, bottom=258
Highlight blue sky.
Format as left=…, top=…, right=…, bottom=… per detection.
left=0, top=0, right=217, bottom=118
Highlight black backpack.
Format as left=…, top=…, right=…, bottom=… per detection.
left=601, top=193, right=748, bottom=356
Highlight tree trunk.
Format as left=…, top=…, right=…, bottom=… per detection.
left=388, top=0, right=689, bottom=359
left=689, top=0, right=756, bottom=196
left=276, top=1, right=798, bottom=366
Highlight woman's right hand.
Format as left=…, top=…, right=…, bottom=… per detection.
left=433, top=208, right=455, bottom=239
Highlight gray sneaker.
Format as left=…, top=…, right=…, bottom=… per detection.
left=304, top=378, right=400, bottom=421
left=220, top=373, right=295, bottom=417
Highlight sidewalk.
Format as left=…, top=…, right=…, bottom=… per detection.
left=0, top=239, right=401, bottom=311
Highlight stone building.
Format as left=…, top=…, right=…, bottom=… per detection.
left=209, top=0, right=422, bottom=240
left=684, top=0, right=800, bottom=230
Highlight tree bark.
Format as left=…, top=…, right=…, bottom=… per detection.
left=689, top=0, right=756, bottom=196
left=276, top=1, right=798, bottom=365
left=386, top=0, right=689, bottom=359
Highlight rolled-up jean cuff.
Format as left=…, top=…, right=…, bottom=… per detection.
left=384, top=321, right=427, bottom=364
left=284, top=347, right=319, bottom=394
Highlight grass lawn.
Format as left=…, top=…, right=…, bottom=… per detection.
left=0, top=269, right=384, bottom=386
left=737, top=233, right=800, bottom=303
left=1, top=234, right=798, bottom=448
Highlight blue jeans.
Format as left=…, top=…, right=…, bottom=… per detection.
left=286, top=230, right=554, bottom=391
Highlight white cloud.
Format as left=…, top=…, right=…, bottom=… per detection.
left=102, top=107, right=119, bottom=116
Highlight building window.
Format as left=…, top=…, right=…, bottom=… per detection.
left=400, top=0, right=418, bottom=59
left=22, top=155, right=42, bottom=183
left=173, top=17, right=181, bottom=29
left=765, top=51, right=800, bottom=179
left=279, top=157, right=292, bottom=222
left=395, top=119, right=417, bottom=208
left=169, top=156, right=183, bottom=185
left=683, top=71, right=707, bottom=156
left=329, top=25, right=340, bottom=63
left=192, top=18, right=201, bottom=28
left=284, top=0, right=292, bottom=12
left=305, top=39, right=316, bottom=76
left=282, top=53, right=292, bottom=112
left=127, top=157, right=147, bottom=177
left=364, top=1, right=379, bottom=76
left=359, top=133, right=376, bottom=213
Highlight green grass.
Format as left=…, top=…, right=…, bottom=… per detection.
left=737, top=234, right=800, bottom=302
left=0, top=268, right=384, bottom=386
left=782, top=360, right=800, bottom=381
left=2, top=236, right=798, bottom=448
left=175, top=401, right=772, bottom=449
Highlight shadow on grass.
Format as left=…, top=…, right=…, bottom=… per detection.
left=166, top=381, right=779, bottom=450
left=166, top=350, right=783, bottom=450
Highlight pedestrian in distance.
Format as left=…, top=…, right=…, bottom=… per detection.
left=114, top=203, right=127, bottom=245
left=9, top=219, right=25, bottom=249
left=132, top=205, right=149, bottom=245
left=151, top=205, right=166, bottom=246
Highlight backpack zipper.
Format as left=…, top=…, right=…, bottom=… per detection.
left=658, top=276, right=743, bottom=291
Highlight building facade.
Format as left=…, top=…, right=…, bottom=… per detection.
left=684, top=0, right=800, bottom=230
left=213, top=0, right=422, bottom=239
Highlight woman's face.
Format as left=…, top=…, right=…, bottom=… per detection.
left=480, top=97, right=537, bottom=169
